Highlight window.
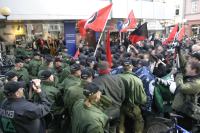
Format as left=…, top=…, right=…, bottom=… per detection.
left=175, top=5, right=180, bottom=15
left=191, top=1, right=198, bottom=13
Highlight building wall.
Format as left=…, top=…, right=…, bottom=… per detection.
left=185, top=0, right=200, bottom=36
left=0, top=0, right=174, bottom=20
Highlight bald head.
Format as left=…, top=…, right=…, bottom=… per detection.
left=192, top=44, right=200, bottom=52
left=98, top=61, right=109, bottom=71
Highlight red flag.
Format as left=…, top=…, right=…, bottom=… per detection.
left=129, top=22, right=148, bottom=46
left=74, top=49, right=80, bottom=59
left=162, top=24, right=178, bottom=45
left=106, top=29, right=112, bottom=68
left=78, top=4, right=113, bottom=38
left=176, top=25, right=186, bottom=41
left=119, top=10, right=137, bottom=35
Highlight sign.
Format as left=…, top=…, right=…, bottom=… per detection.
left=14, top=25, right=25, bottom=35
left=64, top=22, right=76, bottom=56
left=110, top=23, right=114, bottom=30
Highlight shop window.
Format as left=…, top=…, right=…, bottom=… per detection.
left=191, top=1, right=198, bottom=13
left=175, top=5, right=180, bottom=15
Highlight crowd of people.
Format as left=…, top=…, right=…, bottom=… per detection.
left=0, top=34, right=200, bottom=133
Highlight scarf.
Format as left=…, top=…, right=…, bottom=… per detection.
left=99, top=69, right=110, bottom=75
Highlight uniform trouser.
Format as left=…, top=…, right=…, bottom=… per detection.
left=107, top=108, right=120, bottom=133
left=47, top=115, right=62, bottom=133
left=116, top=105, right=144, bottom=133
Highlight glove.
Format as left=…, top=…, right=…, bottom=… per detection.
left=176, top=68, right=182, bottom=74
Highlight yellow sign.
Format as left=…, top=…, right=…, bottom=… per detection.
left=14, top=25, right=25, bottom=35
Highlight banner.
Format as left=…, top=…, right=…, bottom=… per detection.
left=135, top=66, right=155, bottom=115
left=154, top=71, right=175, bottom=113
left=64, top=22, right=76, bottom=56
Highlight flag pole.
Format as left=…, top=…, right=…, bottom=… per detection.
left=94, top=6, right=112, bottom=56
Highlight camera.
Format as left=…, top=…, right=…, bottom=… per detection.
left=167, top=42, right=180, bottom=48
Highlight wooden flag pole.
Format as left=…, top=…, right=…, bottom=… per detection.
left=94, top=6, right=113, bottom=56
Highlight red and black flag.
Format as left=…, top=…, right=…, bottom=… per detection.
left=175, top=25, right=186, bottom=41
left=129, top=22, right=148, bottom=46
left=78, top=4, right=113, bottom=38
left=162, top=23, right=178, bottom=45
left=119, top=10, right=137, bottom=35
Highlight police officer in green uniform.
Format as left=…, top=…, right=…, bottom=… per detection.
left=14, top=41, right=25, bottom=59
left=39, top=70, right=65, bottom=133
left=71, top=82, right=109, bottom=133
left=116, top=59, right=147, bottom=133
left=23, top=55, right=31, bottom=71
left=61, top=46, right=70, bottom=64
left=29, top=52, right=42, bottom=79
left=0, top=72, right=21, bottom=106
left=58, top=63, right=81, bottom=95
left=53, top=57, right=63, bottom=71
left=23, top=46, right=33, bottom=57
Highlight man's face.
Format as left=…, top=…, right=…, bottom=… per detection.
left=186, top=64, right=195, bottom=76
left=25, top=58, right=31, bottom=62
left=49, top=75, right=54, bottom=82
left=58, top=54, right=62, bottom=59
left=63, top=49, right=68, bottom=52
left=18, top=62, right=24, bottom=68
left=18, top=45, right=22, bottom=47
left=77, top=70, right=82, bottom=76
left=55, top=61, right=62, bottom=67
left=59, top=40, right=62, bottom=44
left=35, top=55, right=40, bottom=60
left=137, top=62, right=142, bottom=69
left=188, top=56, right=198, bottom=62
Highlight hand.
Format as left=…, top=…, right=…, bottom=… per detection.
left=32, top=79, right=41, bottom=93
left=156, top=59, right=162, bottom=67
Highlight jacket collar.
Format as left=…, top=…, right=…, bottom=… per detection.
left=121, top=70, right=140, bottom=78
left=41, top=81, right=54, bottom=86
left=99, top=72, right=110, bottom=76
left=80, top=80, right=89, bottom=87
left=184, top=73, right=200, bottom=81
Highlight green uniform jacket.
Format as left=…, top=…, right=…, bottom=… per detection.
left=116, top=70, right=147, bottom=107
left=38, top=65, right=59, bottom=87
left=61, top=50, right=70, bottom=64
left=23, top=62, right=29, bottom=70
left=58, top=74, right=80, bottom=95
left=171, top=52, right=200, bottom=111
left=64, top=80, right=112, bottom=115
left=14, top=47, right=25, bottom=58
left=23, top=50, right=33, bottom=57
left=71, top=99, right=108, bottom=133
left=59, top=65, right=71, bottom=83
left=29, top=58, right=41, bottom=78
left=33, top=81, right=65, bottom=116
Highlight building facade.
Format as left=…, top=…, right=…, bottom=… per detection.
left=185, top=0, right=200, bottom=37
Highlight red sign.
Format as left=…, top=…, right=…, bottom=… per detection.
left=110, top=23, right=114, bottom=30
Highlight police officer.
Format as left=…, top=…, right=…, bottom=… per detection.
left=23, top=55, right=31, bottom=71
left=61, top=46, right=70, bottom=64
left=71, top=82, right=108, bottom=133
left=14, top=41, right=25, bottom=59
left=58, top=63, right=81, bottom=95
left=8, top=58, right=30, bottom=85
left=29, top=52, right=42, bottom=78
left=116, top=59, right=147, bottom=133
left=23, top=46, right=33, bottom=57
left=53, top=57, right=63, bottom=71
left=39, top=70, right=65, bottom=133
left=0, top=79, right=51, bottom=133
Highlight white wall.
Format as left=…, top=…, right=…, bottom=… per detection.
left=0, top=0, right=174, bottom=20
left=112, top=0, right=174, bottom=19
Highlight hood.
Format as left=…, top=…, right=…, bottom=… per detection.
left=138, top=59, right=148, bottom=67
left=156, top=53, right=164, bottom=61
left=88, top=47, right=94, bottom=53
left=87, top=56, right=96, bottom=62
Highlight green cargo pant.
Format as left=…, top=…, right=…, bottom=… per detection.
left=116, top=105, right=144, bottom=133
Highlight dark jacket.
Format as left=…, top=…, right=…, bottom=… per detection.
left=92, top=73, right=125, bottom=111
left=0, top=91, right=51, bottom=133
left=153, top=63, right=166, bottom=78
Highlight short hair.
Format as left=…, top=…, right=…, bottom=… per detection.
left=188, top=61, right=200, bottom=74
left=44, top=61, right=51, bottom=67
left=123, top=66, right=132, bottom=71
left=184, top=54, right=190, bottom=61
left=98, top=61, right=109, bottom=71
left=70, top=69, right=78, bottom=75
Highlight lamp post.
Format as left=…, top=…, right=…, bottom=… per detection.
left=0, top=7, right=11, bottom=20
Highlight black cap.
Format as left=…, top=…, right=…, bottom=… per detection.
left=5, top=72, right=20, bottom=80
left=81, top=69, right=92, bottom=79
left=62, top=46, right=68, bottom=49
left=57, top=68, right=63, bottom=74
left=15, top=58, right=24, bottom=63
left=41, top=70, right=55, bottom=80
left=55, top=57, right=63, bottom=62
left=4, top=81, right=26, bottom=96
left=70, top=63, right=81, bottom=71
left=44, top=57, right=53, bottom=62
left=33, top=52, right=40, bottom=56
left=189, top=52, right=200, bottom=61
left=24, top=55, right=31, bottom=60
left=83, top=82, right=104, bottom=96
left=25, top=46, right=29, bottom=49
left=122, top=59, right=132, bottom=66
left=16, top=41, right=21, bottom=45
left=39, top=54, right=44, bottom=58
